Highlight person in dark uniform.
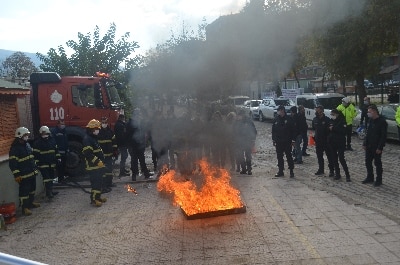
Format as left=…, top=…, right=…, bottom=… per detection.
left=82, top=119, right=107, bottom=207
left=312, top=105, right=334, bottom=176
left=98, top=117, right=117, bottom=192
left=9, top=127, right=40, bottom=216
left=234, top=109, right=257, bottom=175
left=126, top=108, right=151, bottom=181
left=362, top=104, right=387, bottom=187
left=33, top=126, right=61, bottom=200
left=298, top=105, right=310, bottom=156
left=272, top=105, right=295, bottom=178
left=360, top=97, right=370, bottom=127
left=114, top=114, right=130, bottom=178
left=327, top=109, right=351, bottom=182
left=52, top=119, right=68, bottom=182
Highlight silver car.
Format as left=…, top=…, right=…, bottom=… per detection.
left=353, top=103, right=399, bottom=141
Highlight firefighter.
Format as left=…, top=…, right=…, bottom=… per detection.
left=97, top=117, right=117, bottom=192
left=9, top=127, right=40, bottom=216
left=51, top=119, right=68, bottom=182
left=82, top=119, right=107, bottom=207
left=33, top=126, right=61, bottom=200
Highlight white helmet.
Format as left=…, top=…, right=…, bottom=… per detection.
left=39, top=126, right=51, bottom=134
left=15, top=127, right=30, bottom=138
left=342, top=97, right=350, bottom=104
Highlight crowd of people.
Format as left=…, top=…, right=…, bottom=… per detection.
left=9, top=96, right=393, bottom=215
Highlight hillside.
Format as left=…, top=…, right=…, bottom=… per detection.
left=0, top=49, right=42, bottom=67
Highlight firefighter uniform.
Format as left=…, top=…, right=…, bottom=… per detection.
left=9, top=127, right=40, bottom=216
left=33, top=126, right=61, bottom=199
left=82, top=119, right=107, bottom=207
left=98, top=117, right=117, bottom=192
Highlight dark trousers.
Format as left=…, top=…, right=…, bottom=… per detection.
left=275, top=141, right=294, bottom=172
left=345, top=124, right=353, bottom=147
left=56, top=153, right=67, bottom=180
left=316, top=142, right=333, bottom=172
left=128, top=146, right=150, bottom=178
left=103, top=156, right=114, bottom=187
left=40, top=167, right=56, bottom=197
left=89, top=168, right=105, bottom=202
left=19, top=176, right=36, bottom=209
left=301, top=131, right=308, bottom=154
left=365, top=147, right=383, bottom=182
left=236, top=146, right=252, bottom=172
left=118, top=146, right=128, bottom=173
left=330, top=145, right=349, bottom=177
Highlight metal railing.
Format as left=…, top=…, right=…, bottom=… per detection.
left=0, top=252, right=47, bottom=265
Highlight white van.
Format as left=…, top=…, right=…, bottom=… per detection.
left=295, top=93, right=345, bottom=127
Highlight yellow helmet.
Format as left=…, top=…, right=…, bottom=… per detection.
left=15, top=127, right=30, bottom=138
left=39, top=126, right=51, bottom=134
left=86, top=119, right=101, bottom=129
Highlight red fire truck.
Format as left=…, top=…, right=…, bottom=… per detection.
left=29, top=71, right=125, bottom=177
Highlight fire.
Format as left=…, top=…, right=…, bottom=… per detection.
left=157, top=159, right=244, bottom=216
left=125, top=184, right=138, bottom=195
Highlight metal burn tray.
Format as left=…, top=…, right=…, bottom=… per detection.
left=181, top=205, right=246, bottom=220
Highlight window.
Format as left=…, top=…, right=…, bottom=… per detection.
left=72, top=85, right=96, bottom=108
left=381, top=106, right=395, bottom=120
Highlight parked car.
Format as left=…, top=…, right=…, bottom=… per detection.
left=352, top=103, right=399, bottom=141
left=364, top=80, right=374, bottom=89
left=258, top=97, right=295, bottom=121
left=244, top=100, right=263, bottom=120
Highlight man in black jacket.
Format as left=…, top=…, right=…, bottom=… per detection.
left=312, top=105, right=334, bottom=176
left=126, top=108, right=151, bottom=181
left=362, top=104, right=387, bottom=187
left=272, top=105, right=295, bottom=178
left=114, top=114, right=130, bottom=178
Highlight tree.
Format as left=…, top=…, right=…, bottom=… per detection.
left=315, top=0, right=400, bottom=104
left=36, top=23, right=139, bottom=78
left=2, top=52, right=38, bottom=78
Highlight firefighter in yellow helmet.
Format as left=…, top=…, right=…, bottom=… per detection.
left=9, top=127, right=40, bottom=216
left=82, top=119, right=107, bottom=207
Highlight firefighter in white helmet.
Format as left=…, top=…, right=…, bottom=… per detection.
left=9, top=127, right=40, bottom=216
left=82, top=119, right=107, bottom=207
left=32, top=126, right=61, bottom=200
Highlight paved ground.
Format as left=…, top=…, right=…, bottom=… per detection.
left=0, top=119, right=399, bottom=265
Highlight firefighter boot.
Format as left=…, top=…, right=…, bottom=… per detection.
left=23, top=208, right=32, bottom=216
left=96, top=193, right=107, bottom=203
left=21, top=198, right=32, bottom=216
left=29, top=194, right=41, bottom=208
left=91, top=200, right=102, bottom=207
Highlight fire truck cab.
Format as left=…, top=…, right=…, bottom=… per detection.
left=29, top=72, right=124, bottom=177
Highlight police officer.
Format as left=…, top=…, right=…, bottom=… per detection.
left=272, top=105, right=295, bottom=178
left=312, top=105, right=334, bottom=176
left=98, top=117, right=117, bottom=192
left=362, top=104, right=387, bottom=187
left=9, top=127, right=40, bottom=216
left=82, top=119, right=107, bottom=207
left=33, top=126, right=61, bottom=199
left=328, top=109, right=351, bottom=182
left=337, top=97, right=357, bottom=151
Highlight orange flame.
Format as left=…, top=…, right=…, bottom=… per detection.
left=96, top=71, right=110, bottom=78
left=125, top=184, right=138, bottom=195
left=157, top=159, right=244, bottom=216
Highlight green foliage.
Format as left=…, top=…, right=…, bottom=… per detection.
left=2, top=51, right=38, bottom=78
left=36, top=23, right=139, bottom=78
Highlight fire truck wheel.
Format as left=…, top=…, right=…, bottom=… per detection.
left=65, top=141, right=86, bottom=178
